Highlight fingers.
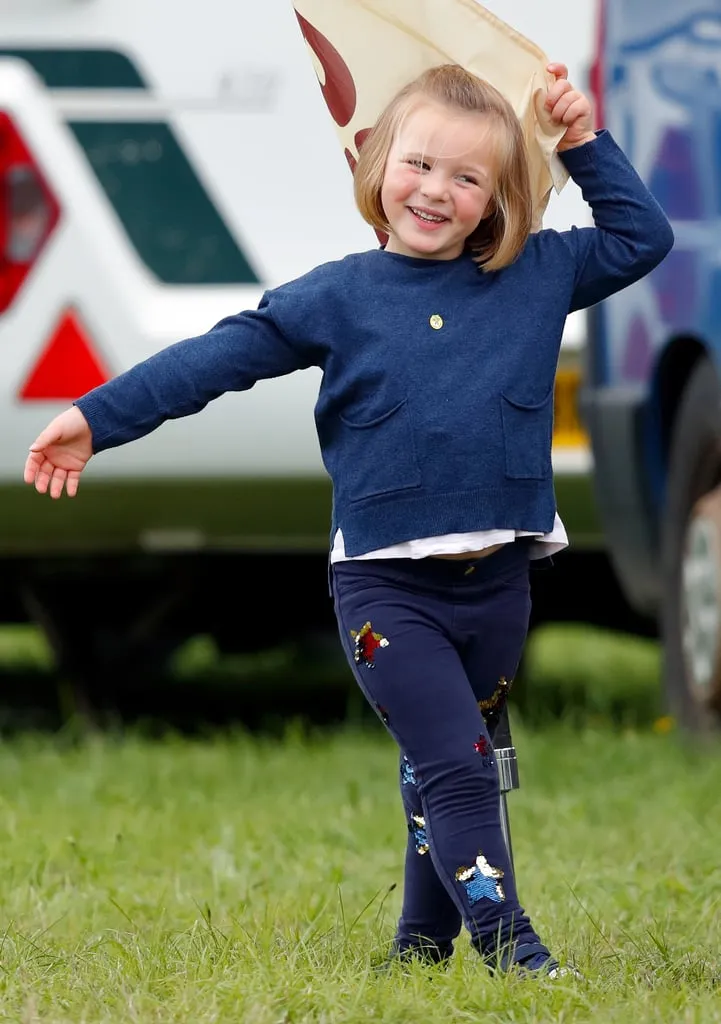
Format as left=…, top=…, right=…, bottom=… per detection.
left=34, top=458, right=56, bottom=496
left=49, top=468, right=68, bottom=500
left=547, top=62, right=568, bottom=80
left=545, top=77, right=574, bottom=112
left=545, top=75, right=592, bottom=127
left=562, top=96, right=594, bottom=127
left=24, top=422, right=65, bottom=491
left=550, top=92, right=591, bottom=126
left=23, top=449, right=45, bottom=486
left=23, top=407, right=92, bottom=497
left=24, top=453, right=78, bottom=498
left=66, top=470, right=82, bottom=499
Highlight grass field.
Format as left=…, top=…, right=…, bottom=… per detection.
left=1, top=719, right=721, bottom=1023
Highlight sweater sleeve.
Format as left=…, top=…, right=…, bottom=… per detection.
left=75, top=290, right=317, bottom=452
left=558, top=131, right=674, bottom=313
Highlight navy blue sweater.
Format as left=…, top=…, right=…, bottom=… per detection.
left=76, top=131, right=673, bottom=556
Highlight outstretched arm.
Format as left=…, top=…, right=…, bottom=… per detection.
left=24, top=293, right=317, bottom=498
left=76, top=301, right=313, bottom=452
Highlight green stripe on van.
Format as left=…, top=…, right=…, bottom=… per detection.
left=0, top=48, right=147, bottom=89
left=69, top=121, right=261, bottom=285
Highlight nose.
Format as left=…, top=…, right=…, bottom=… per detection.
left=420, top=168, right=449, bottom=202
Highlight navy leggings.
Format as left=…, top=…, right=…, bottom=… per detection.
left=331, top=541, right=549, bottom=969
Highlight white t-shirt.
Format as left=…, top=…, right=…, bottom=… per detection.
left=330, top=514, right=568, bottom=563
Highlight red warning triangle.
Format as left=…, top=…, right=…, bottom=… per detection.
left=19, top=309, right=111, bottom=400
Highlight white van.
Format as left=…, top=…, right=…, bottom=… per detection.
left=0, top=0, right=597, bottom=681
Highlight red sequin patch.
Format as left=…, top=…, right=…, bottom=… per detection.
left=351, top=621, right=390, bottom=669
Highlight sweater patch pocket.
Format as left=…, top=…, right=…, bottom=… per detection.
left=339, top=398, right=422, bottom=501
left=500, top=388, right=554, bottom=480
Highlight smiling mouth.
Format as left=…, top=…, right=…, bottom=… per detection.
left=409, top=206, right=449, bottom=225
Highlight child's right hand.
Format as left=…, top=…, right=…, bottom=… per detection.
left=24, top=406, right=94, bottom=498
left=545, top=63, right=596, bottom=151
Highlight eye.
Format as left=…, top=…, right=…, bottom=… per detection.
left=456, top=174, right=479, bottom=185
left=405, top=158, right=430, bottom=171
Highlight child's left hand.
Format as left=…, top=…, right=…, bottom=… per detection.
left=545, top=63, right=596, bottom=151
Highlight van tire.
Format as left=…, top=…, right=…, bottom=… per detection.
left=661, top=356, right=721, bottom=733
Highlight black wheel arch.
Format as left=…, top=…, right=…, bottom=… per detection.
left=651, top=333, right=708, bottom=468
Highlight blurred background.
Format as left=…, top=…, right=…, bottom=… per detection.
left=0, top=0, right=717, bottom=738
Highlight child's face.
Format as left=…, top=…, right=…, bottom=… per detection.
left=381, top=102, right=496, bottom=261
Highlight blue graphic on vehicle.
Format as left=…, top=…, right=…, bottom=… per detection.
left=601, top=2, right=721, bottom=386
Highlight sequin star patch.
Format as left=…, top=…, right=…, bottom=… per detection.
left=474, top=735, right=494, bottom=768
left=350, top=621, right=390, bottom=668
left=401, top=756, right=417, bottom=786
left=409, top=813, right=429, bottom=855
left=456, top=852, right=506, bottom=904
left=478, top=677, right=511, bottom=729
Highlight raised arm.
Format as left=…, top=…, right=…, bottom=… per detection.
left=560, top=132, right=674, bottom=313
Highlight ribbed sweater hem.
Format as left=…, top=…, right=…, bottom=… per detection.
left=337, top=484, right=557, bottom=557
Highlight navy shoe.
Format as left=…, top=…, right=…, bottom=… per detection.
left=515, top=952, right=582, bottom=980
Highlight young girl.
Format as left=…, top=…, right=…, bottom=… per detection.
left=23, top=62, right=673, bottom=976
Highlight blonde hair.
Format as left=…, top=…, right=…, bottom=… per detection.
left=354, top=64, right=533, bottom=272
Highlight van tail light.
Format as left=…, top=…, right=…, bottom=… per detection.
left=589, top=0, right=606, bottom=130
left=0, top=112, right=60, bottom=313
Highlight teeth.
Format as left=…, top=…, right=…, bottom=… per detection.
left=412, top=208, right=445, bottom=223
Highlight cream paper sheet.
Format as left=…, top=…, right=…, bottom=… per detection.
left=292, top=0, right=570, bottom=230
